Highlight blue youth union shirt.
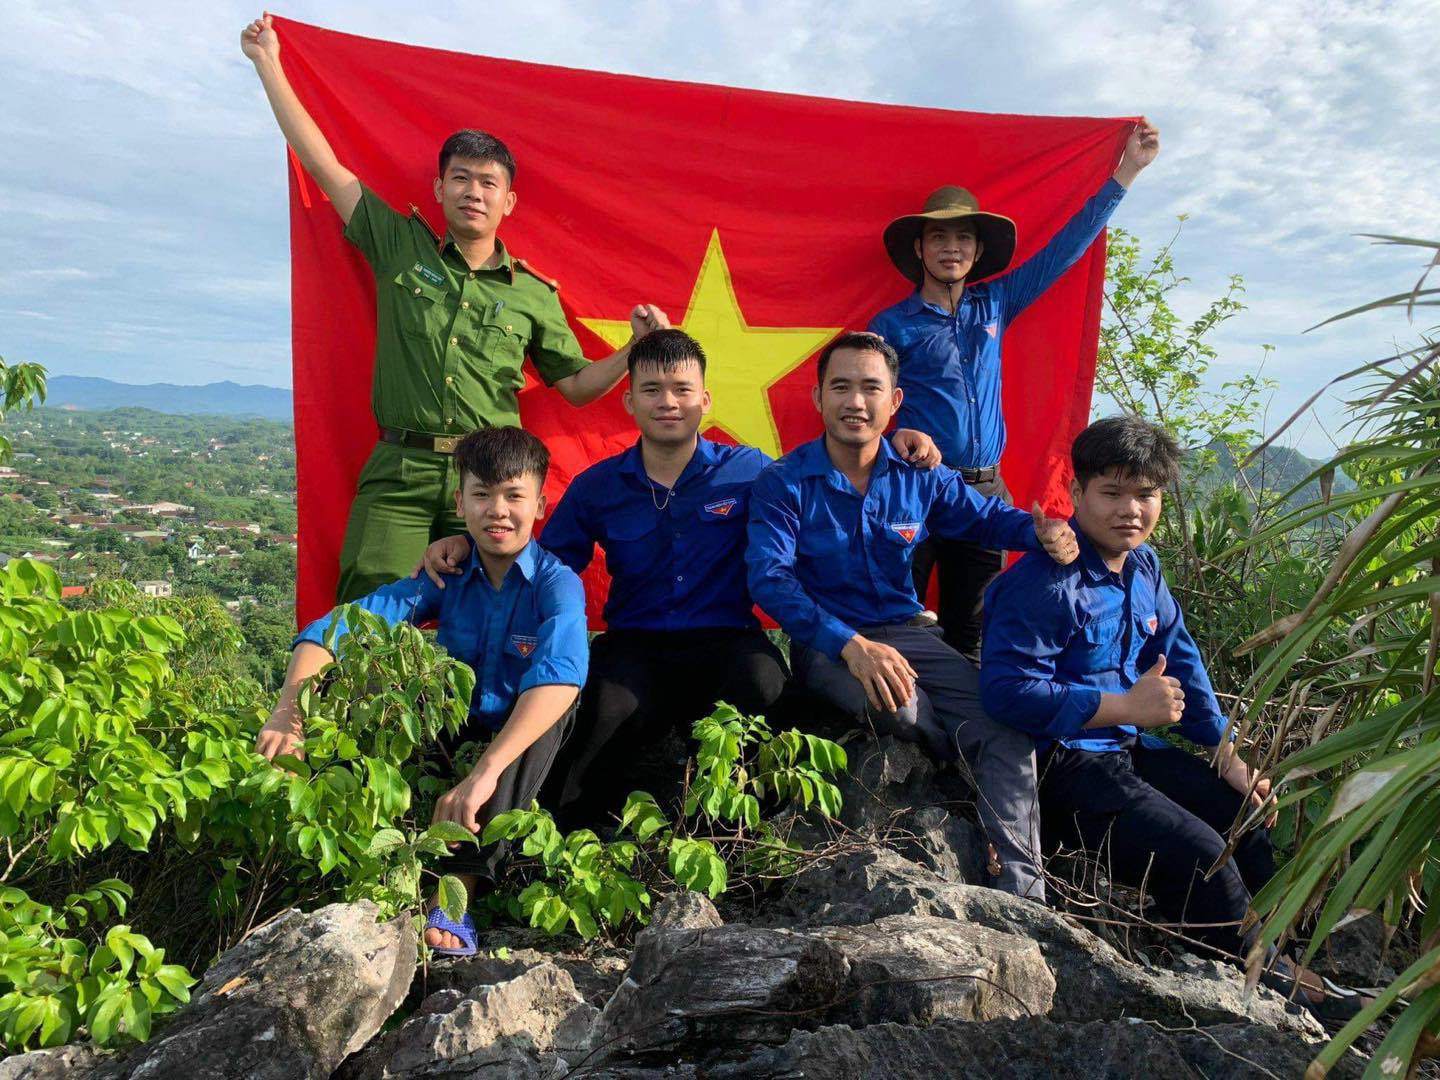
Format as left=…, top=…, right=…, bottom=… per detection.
left=294, top=539, right=588, bottom=731
left=746, top=436, right=1043, bottom=659
left=868, top=179, right=1127, bottom=469
left=979, top=526, right=1227, bottom=753
left=538, top=437, right=769, bottom=632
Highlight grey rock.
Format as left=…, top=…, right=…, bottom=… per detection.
left=831, top=737, right=943, bottom=837
left=341, top=962, right=597, bottom=1079
left=0, top=1043, right=104, bottom=1079
left=423, top=942, right=629, bottom=1010
left=708, top=1017, right=1355, bottom=1080
left=91, top=902, right=415, bottom=1080
left=1313, top=912, right=1395, bottom=986
left=898, top=804, right=987, bottom=885
left=591, top=924, right=850, bottom=1059
left=811, top=914, right=1054, bottom=1025
left=645, top=891, right=722, bottom=932
left=771, top=846, right=1323, bottom=1037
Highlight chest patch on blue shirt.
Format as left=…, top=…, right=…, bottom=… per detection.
left=510, top=634, right=537, bottom=658
left=890, top=522, right=921, bottom=543
left=704, top=498, right=738, bottom=518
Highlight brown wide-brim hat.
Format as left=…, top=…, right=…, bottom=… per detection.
left=883, top=186, right=1018, bottom=286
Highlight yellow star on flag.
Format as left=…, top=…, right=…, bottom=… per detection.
left=579, top=230, right=842, bottom=457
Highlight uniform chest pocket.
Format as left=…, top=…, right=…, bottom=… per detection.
left=505, top=633, right=540, bottom=662
left=696, top=494, right=747, bottom=526
left=878, top=519, right=929, bottom=550
left=476, top=306, right=531, bottom=366
left=1071, top=614, right=1124, bottom=674
left=392, top=272, right=448, bottom=343
left=602, top=513, right=661, bottom=576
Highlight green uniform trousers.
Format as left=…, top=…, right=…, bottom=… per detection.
left=335, top=441, right=465, bottom=603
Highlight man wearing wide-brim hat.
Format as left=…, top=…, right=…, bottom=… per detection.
left=868, top=119, right=1160, bottom=663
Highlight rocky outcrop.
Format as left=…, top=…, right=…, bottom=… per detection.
left=768, top=845, right=1323, bottom=1037
left=707, top=1018, right=1363, bottom=1079
left=339, top=963, right=595, bottom=1079
left=25, top=735, right=1368, bottom=1078
left=590, top=924, right=850, bottom=1059
left=90, top=902, right=415, bottom=1080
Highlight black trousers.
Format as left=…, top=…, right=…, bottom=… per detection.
left=911, top=472, right=1009, bottom=662
left=543, top=628, right=789, bottom=830
left=1039, top=740, right=1274, bottom=957
left=428, top=702, right=577, bottom=880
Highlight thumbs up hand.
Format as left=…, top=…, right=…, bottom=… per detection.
left=1124, top=654, right=1185, bottom=728
left=1032, top=502, right=1079, bottom=565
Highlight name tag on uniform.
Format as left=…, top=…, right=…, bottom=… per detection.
left=703, top=498, right=738, bottom=517
left=889, top=522, right=921, bottom=543
left=511, top=634, right=537, bottom=657
left=412, top=262, right=445, bottom=287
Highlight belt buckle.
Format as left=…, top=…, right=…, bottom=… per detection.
left=432, top=435, right=458, bottom=454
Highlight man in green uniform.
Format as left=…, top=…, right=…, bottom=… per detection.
left=242, top=15, right=667, bottom=601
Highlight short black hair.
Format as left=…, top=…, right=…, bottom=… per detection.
left=1072, top=416, right=1182, bottom=489
left=453, top=427, right=549, bottom=490
left=628, top=328, right=707, bottom=380
left=438, top=130, right=516, bottom=185
left=817, top=331, right=900, bottom=387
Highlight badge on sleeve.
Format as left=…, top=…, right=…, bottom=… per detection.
left=703, top=498, right=738, bottom=517
left=889, top=522, right=921, bottom=543
left=511, top=635, right=538, bottom=657
left=1147, top=616, right=1158, bottom=633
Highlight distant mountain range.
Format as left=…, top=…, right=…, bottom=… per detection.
left=1199, top=439, right=1354, bottom=507
left=45, top=376, right=292, bottom=421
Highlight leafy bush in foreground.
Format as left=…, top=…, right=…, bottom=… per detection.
left=0, top=560, right=846, bottom=1054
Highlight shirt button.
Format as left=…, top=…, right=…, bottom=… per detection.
left=445, top=416, right=453, bottom=426
left=676, top=574, right=684, bottom=582
left=461, top=301, right=470, bottom=309
left=450, top=336, right=459, bottom=345
left=445, top=376, right=454, bottom=386
left=468, top=272, right=475, bottom=280
left=413, top=287, right=422, bottom=296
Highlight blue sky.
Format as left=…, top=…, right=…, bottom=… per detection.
left=2, top=0, right=1434, bottom=455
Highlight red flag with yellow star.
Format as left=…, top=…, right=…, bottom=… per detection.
left=277, top=16, right=1133, bottom=627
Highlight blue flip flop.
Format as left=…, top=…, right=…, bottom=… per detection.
left=424, top=907, right=478, bottom=957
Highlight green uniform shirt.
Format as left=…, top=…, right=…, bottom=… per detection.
left=343, top=186, right=590, bottom=436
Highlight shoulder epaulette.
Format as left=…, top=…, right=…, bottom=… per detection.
left=407, top=204, right=441, bottom=243
left=514, top=256, right=561, bottom=291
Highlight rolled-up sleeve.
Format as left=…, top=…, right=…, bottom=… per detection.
left=980, top=566, right=1102, bottom=738
left=746, top=468, right=856, bottom=660
left=518, top=565, right=589, bottom=693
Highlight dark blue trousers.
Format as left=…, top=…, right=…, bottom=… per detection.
left=1039, top=740, right=1275, bottom=957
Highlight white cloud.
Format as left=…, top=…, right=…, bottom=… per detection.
left=1, top=0, right=1432, bottom=453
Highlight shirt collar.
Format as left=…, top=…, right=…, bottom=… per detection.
left=797, top=435, right=898, bottom=481
left=1074, top=521, right=1123, bottom=585
left=619, top=435, right=719, bottom=481
left=465, top=533, right=540, bottom=583
left=902, top=286, right=978, bottom=318
left=439, top=234, right=515, bottom=282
